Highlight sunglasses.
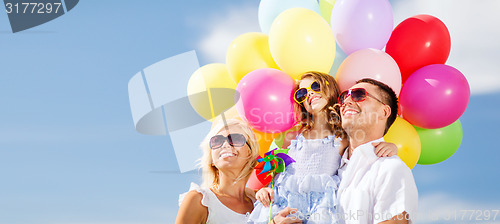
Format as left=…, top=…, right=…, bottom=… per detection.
left=209, top=133, right=249, bottom=149
left=338, top=88, right=386, bottom=105
left=294, top=81, right=323, bottom=104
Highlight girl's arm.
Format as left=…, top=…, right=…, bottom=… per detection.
left=282, top=130, right=299, bottom=149
left=175, top=191, right=208, bottom=224
left=373, top=142, right=399, bottom=157
left=338, top=137, right=349, bottom=156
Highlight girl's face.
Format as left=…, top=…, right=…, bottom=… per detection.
left=210, top=125, right=251, bottom=171
left=298, top=77, right=328, bottom=114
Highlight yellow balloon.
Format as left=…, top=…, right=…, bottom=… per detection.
left=319, top=0, right=336, bottom=24
left=187, top=63, right=237, bottom=121
left=384, top=117, right=421, bottom=169
left=269, top=8, right=335, bottom=80
left=226, top=32, right=280, bottom=84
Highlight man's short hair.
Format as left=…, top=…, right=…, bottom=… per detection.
left=356, top=78, right=398, bottom=134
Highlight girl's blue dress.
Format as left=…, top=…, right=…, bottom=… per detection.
left=248, top=134, right=342, bottom=224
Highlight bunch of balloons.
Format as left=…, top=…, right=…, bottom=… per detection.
left=187, top=0, right=469, bottom=170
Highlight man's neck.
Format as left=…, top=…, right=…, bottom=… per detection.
left=348, top=136, right=384, bottom=159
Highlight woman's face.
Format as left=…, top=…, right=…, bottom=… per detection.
left=211, top=125, right=252, bottom=171
left=298, top=77, right=328, bottom=114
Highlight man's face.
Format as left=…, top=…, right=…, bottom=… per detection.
left=340, top=83, right=388, bottom=136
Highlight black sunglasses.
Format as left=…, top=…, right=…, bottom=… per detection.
left=209, top=133, right=249, bottom=149
left=338, top=88, right=386, bottom=105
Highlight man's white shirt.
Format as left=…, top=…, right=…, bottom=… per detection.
left=337, top=138, right=418, bottom=224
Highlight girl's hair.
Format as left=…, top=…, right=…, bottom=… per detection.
left=295, top=71, right=346, bottom=138
left=199, top=119, right=260, bottom=189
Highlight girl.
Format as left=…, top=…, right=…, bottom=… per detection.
left=248, top=72, right=398, bottom=223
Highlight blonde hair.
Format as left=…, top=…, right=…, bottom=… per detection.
left=295, top=71, right=346, bottom=138
left=200, top=119, right=260, bottom=188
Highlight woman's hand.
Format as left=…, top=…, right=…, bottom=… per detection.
left=256, top=187, right=274, bottom=207
left=373, top=142, right=399, bottom=157
left=272, top=207, right=302, bottom=224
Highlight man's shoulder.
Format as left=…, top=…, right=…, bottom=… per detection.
left=374, top=156, right=412, bottom=176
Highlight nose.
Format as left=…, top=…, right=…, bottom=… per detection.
left=308, top=89, right=316, bottom=97
left=220, top=139, right=232, bottom=148
left=341, top=94, right=355, bottom=106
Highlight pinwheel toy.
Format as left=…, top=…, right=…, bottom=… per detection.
left=254, top=147, right=295, bottom=223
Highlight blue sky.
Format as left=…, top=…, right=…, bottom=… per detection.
left=0, top=0, right=499, bottom=223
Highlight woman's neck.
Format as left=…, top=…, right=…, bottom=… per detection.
left=214, top=170, right=248, bottom=201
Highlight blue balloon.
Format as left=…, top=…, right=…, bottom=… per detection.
left=258, top=0, right=321, bottom=34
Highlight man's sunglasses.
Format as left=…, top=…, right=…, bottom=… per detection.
left=294, top=81, right=323, bottom=104
left=338, top=88, right=386, bottom=105
left=209, top=133, right=249, bottom=149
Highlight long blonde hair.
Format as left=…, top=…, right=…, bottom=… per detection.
left=199, top=119, right=260, bottom=188
left=295, top=71, right=346, bottom=138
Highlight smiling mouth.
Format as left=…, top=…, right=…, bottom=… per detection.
left=343, top=109, right=359, bottom=116
left=220, top=152, right=236, bottom=159
left=309, top=95, right=320, bottom=104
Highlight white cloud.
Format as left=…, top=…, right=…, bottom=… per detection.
left=416, top=192, right=500, bottom=223
left=197, top=4, right=260, bottom=63
left=391, top=0, right=500, bottom=95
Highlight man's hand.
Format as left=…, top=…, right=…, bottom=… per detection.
left=379, top=211, right=410, bottom=224
left=272, top=207, right=303, bottom=224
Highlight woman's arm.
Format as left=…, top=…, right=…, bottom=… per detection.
left=175, top=191, right=208, bottom=224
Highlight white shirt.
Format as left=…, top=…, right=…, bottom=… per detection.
left=179, top=183, right=252, bottom=224
left=337, top=138, right=418, bottom=224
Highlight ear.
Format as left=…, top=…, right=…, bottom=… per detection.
left=381, top=104, right=391, bottom=120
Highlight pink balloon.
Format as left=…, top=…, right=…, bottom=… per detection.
left=400, top=64, right=470, bottom=129
left=236, top=68, right=297, bottom=133
left=331, top=0, right=393, bottom=55
left=335, top=48, right=402, bottom=96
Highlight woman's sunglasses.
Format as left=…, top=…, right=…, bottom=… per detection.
left=338, top=88, right=386, bottom=105
left=209, top=133, right=248, bottom=149
left=294, top=81, right=322, bottom=104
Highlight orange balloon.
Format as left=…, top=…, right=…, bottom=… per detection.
left=253, top=129, right=281, bottom=156
left=384, top=117, right=421, bottom=169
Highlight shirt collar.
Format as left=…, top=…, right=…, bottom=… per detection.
left=340, top=137, right=385, bottom=168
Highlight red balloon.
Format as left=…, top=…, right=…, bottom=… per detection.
left=386, top=14, right=451, bottom=83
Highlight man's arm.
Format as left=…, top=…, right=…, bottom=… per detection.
left=379, top=211, right=409, bottom=224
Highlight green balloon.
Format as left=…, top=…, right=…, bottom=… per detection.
left=415, top=120, right=463, bottom=165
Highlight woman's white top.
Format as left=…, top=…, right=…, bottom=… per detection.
left=179, top=182, right=253, bottom=224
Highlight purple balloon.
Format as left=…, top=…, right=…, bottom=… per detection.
left=235, top=68, right=297, bottom=133
left=400, top=64, right=470, bottom=129
left=331, top=0, right=393, bottom=55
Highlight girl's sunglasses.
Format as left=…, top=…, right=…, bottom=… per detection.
left=338, top=88, right=386, bottom=105
left=294, top=81, right=322, bottom=104
left=209, top=133, right=248, bottom=149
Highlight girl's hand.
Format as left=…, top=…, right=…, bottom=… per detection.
left=256, top=187, right=274, bottom=208
left=373, top=142, right=399, bottom=157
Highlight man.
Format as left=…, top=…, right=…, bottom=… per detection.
left=336, top=78, right=418, bottom=223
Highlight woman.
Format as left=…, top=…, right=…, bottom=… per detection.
left=176, top=119, right=302, bottom=224
left=176, top=119, right=259, bottom=223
